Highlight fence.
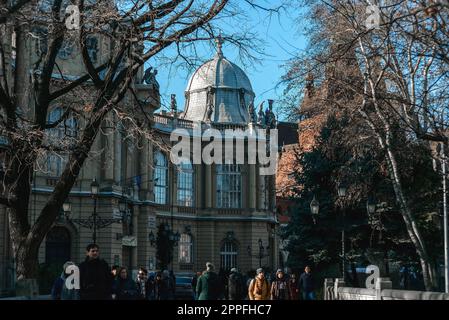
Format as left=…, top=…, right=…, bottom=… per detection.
left=324, top=277, right=449, bottom=300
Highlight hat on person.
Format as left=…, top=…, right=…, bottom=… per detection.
left=277, top=268, right=283, bottom=273
left=256, top=268, right=263, bottom=275
left=206, top=262, right=215, bottom=271
left=63, top=261, right=75, bottom=272
left=230, top=268, right=238, bottom=273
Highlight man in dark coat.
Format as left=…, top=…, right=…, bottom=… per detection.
left=228, top=268, right=245, bottom=300
left=196, top=262, right=221, bottom=300
left=79, top=244, right=112, bottom=300
left=299, top=266, right=315, bottom=300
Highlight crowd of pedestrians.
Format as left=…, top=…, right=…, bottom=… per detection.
left=51, top=243, right=316, bottom=301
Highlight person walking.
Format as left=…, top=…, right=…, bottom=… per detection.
left=299, top=266, right=316, bottom=300
left=157, top=270, right=172, bottom=300
left=196, top=262, right=221, bottom=300
left=271, top=269, right=290, bottom=300
left=288, top=273, right=299, bottom=300
left=248, top=268, right=270, bottom=300
left=169, top=270, right=176, bottom=300
left=136, top=267, right=153, bottom=300
left=154, top=272, right=163, bottom=300
left=228, top=268, right=245, bottom=300
left=51, top=261, right=80, bottom=300
left=112, top=267, right=139, bottom=300
left=79, top=244, right=112, bottom=300
left=192, top=271, right=201, bottom=300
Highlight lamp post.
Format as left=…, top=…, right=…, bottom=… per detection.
left=337, top=184, right=347, bottom=281
left=438, top=142, right=449, bottom=294
left=310, top=196, right=320, bottom=224
left=247, top=238, right=270, bottom=268
left=64, top=178, right=123, bottom=244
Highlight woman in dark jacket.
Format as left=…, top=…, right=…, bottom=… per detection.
left=270, top=269, right=290, bottom=300
left=113, top=267, right=139, bottom=300
left=288, top=273, right=299, bottom=300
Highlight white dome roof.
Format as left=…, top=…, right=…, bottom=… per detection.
left=182, top=52, right=255, bottom=124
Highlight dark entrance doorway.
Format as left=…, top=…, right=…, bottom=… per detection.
left=45, top=226, right=71, bottom=264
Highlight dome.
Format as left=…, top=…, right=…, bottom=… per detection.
left=182, top=44, right=255, bottom=124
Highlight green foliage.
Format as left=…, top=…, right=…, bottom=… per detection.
left=283, top=112, right=443, bottom=284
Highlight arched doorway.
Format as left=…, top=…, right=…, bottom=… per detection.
left=45, top=226, right=71, bottom=264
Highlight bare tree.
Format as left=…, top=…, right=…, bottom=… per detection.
left=283, top=0, right=449, bottom=290
left=0, top=0, right=283, bottom=280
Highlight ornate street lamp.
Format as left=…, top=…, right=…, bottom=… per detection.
left=66, top=178, right=123, bottom=244
left=337, top=183, right=347, bottom=281
left=367, top=197, right=376, bottom=215
left=247, top=238, right=270, bottom=268
left=310, top=196, right=320, bottom=216
left=91, top=178, right=99, bottom=197
left=63, top=201, right=71, bottom=217
left=337, top=184, right=347, bottom=198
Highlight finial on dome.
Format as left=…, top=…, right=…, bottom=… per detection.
left=215, top=34, right=224, bottom=57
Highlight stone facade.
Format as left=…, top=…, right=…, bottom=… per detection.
left=0, top=26, right=279, bottom=292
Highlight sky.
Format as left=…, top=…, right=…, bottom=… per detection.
left=151, top=3, right=307, bottom=122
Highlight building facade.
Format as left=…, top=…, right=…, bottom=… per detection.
left=0, top=27, right=279, bottom=293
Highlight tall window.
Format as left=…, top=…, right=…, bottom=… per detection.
left=220, top=241, right=237, bottom=271
left=177, top=161, right=194, bottom=207
left=46, top=107, right=77, bottom=176
left=179, top=233, right=193, bottom=264
left=154, top=151, right=168, bottom=204
left=216, top=164, right=242, bottom=208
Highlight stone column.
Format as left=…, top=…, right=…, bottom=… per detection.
left=104, top=114, right=115, bottom=182
left=113, top=127, right=122, bottom=184
left=139, top=138, right=150, bottom=199
left=131, top=205, right=139, bottom=274
left=257, top=167, right=264, bottom=210
left=324, top=278, right=334, bottom=300
left=195, top=164, right=202, bottom=208
left=334, top=278, right=345, bottom=300
left=205, top=164, right=212, bottom=208
left=375, top=277, right=392, bottom=300
left=248, top=164, right=256, bottom=210
left=148, top=143, right=154, bottom=201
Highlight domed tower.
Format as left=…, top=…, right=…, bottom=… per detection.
left=150, top=38, right=278, bottom=275
left=182, top=37, right=255, bottom=124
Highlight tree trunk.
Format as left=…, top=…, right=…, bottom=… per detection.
left=384, top=143, right=438, bottom=291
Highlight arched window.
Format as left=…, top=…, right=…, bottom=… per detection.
left=179, top=233, right=193, bottom=264
left=154, top=151, right=168, bottom=204
left=177, top=160, right=194, bottom=207
left=216, top=164, right=242, bottom=208
left=220, top=241, right=237, bottom=271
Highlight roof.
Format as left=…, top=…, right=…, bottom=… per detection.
left=182, top=51, right=254, bottom=124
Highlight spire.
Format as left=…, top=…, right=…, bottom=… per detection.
left=215, top=35, right=224, bottom=58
